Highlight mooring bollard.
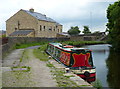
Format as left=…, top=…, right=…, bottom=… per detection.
left=48, top=56, right=52, bottom=59
left=65, top=68, right=70, bottom=73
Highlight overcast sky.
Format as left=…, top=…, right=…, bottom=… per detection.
left=0, top=0, right=118, bottom=32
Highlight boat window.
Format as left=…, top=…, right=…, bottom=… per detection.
left=47, top=45, right=50, bottom=51
left=50, top=46, right=54, bottom=54
left=55, top=49, right=61, bottom=58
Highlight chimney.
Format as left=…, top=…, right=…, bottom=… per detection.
left=29, top=8, right=34, bottom=12
left=43, top=14, right=46, bottom=17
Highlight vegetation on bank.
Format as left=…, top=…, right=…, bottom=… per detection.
left=92, top=79, right=102, bottom=89
left=15, top=41, right=106, bottom=49
left=15, top=42, right=48, bottom=49
left=62, top=41, right=107, bottom=47
left=106, top=1, right=120, bottom=51
left=33, top=44, right=49, bottom=61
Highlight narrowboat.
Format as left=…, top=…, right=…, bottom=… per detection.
left=46, top=43, right=96, bottom=83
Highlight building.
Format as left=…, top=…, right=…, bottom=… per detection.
left=0, top=30, right=6, bottom=36
left=6, top=8, right=62, bottom=37
left=70, top=32, right=106, bottom=41
left=56, top=32, right=70, bottom=37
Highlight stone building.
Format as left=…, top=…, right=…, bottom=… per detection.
left=6, top=8, right=62, bottom=37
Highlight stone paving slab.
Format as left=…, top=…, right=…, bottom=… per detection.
left=48, top=59, right=65, bottom=69
left=2, top=67, right=11, bottom=72
left=49, top=59, right=93, bottom=87
left=2, top=49, right=24, bottom=67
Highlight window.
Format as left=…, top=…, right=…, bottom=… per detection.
left=40, top=25, right=42, bottom=31
left=15, top=28, right=17, bottom=30
left=50, top=46, right=54, bottom=54
left=56, top=49, right=61, bottom=59
left=58, top=29, right=59, bottom=32
left=44, top=26, right=45, bottom=30
left=56, top=26, right=58, bottom=28
left=49, top=26, right=52, bottom=31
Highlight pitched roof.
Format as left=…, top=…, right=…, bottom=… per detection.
left=22, top=9, right=62, bottom=25
left=10, top=30, right=34, bottom=36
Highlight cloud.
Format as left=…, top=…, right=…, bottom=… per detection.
left=0, top=0, right=118, bottom=32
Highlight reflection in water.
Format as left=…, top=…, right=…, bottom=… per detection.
left=106, top=49, right=120, bottom=89
left=83, top=44, right=120, bottom=88
left=82, top=44, right=110, bottom=87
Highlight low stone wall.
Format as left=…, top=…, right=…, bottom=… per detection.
left=2, top=37, right=70, bottom=58
left=70, top=35, right=100, bottom=41
left=7, top=37, right=69, bottom=44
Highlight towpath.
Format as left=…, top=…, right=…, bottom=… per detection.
left=2, top=46, right=57, bottom=87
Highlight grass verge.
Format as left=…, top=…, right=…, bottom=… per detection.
left=62, top=41, right=107, bottom=47
left=33, top=44, right=49, bottom=61
left=15, top=41, right=106, bottom=49
left=15, top=42, right=48, bottom=49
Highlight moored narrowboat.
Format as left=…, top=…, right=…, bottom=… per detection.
left=46, top=43, right=96, bottom=83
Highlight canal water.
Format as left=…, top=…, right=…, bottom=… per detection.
left=82, top=44, right=120, bottom=88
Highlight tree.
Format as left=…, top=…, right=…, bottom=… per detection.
left=82, top=26, right=91, bottom=34
left=93, top=31, right=101, bottom=34
left=68, top=26, right=81, bottom=35
left=106, top=1, right=120, bottom=51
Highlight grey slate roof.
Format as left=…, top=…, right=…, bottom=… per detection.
left=10, top=30, right=34, bottom=36
left=23, top=9, right=61, bottom=25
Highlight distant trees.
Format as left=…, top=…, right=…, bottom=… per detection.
left=68, top=26, right=81, bottom=35
left=82, top=26, right=91, bottom=34
left=106, top=1, right=120, bottom=51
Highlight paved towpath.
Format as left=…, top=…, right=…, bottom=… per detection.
left=2, top=46, right=57, bottom=87
left=25, top=49, right=57, bottom=87
left=2, top=49, right=24, bottom=67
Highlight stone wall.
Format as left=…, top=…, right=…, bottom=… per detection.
left=70, top=35, right=98, bottom=41
left=2, top=37, right=70, bottom=58
left=6, top=10, right=38, bottom=36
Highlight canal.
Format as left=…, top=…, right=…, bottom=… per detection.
left=82, top=44, right=120, bottom=88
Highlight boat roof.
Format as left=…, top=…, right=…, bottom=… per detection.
left=49, top=43, right=90, bottom=52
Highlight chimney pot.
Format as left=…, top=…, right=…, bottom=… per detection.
left=29, top=8, right=34, bottom=12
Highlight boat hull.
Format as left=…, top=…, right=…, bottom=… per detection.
left=77, top=73, right=96, bottom=83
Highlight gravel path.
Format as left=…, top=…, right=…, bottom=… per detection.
left=25, top=49, right=57, bottom=87
left=2, top=47, right=57, bottom=87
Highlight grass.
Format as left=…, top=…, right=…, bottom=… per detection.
left=15, top=42, right=48, bottom=49
left=33, top=44, right=49, bottom=61
left=11, top=66, right=31, bottom=72
left=14, top=40, right=107, bottom=49
left=19, top=49, right=29, bottom=63
left=62, top=41, right=107, bottom=47
left=46, top=63, right=55, bottom=68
